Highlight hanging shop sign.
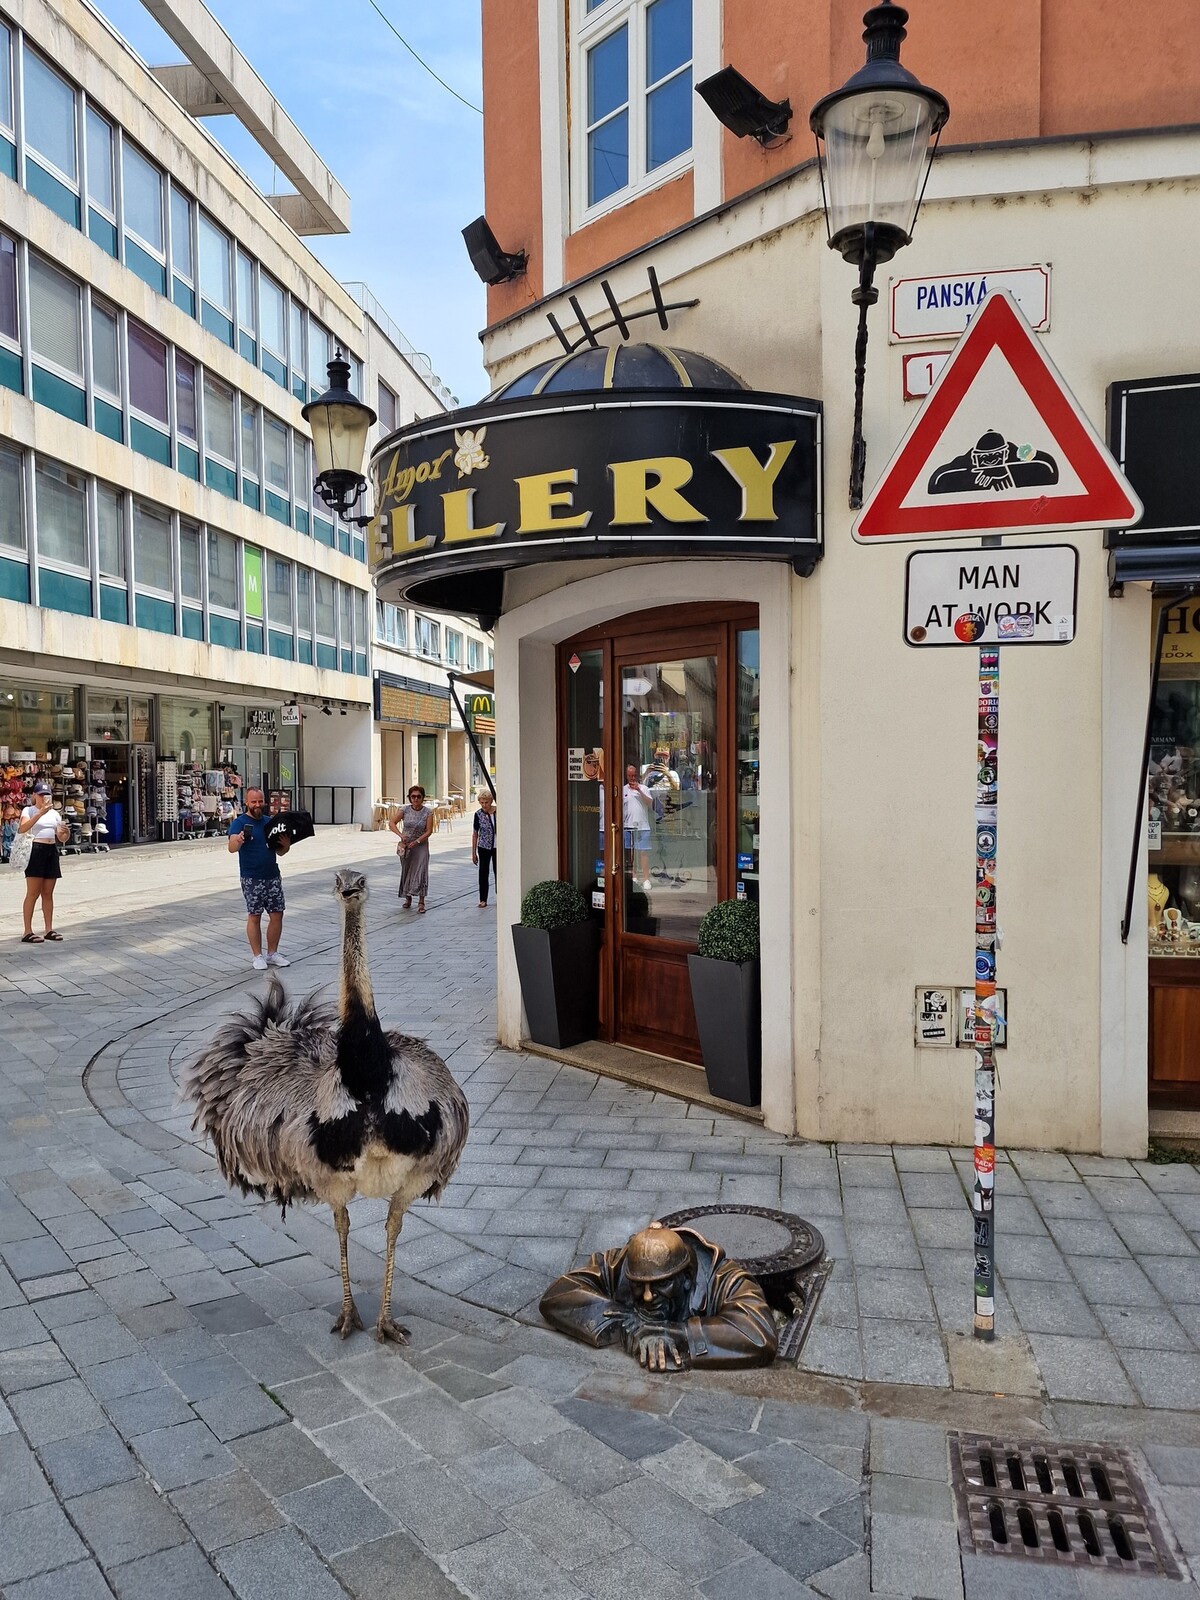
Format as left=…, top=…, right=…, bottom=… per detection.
left=373, top=671, right=450, bottom=729
left=370, top=390, right=822, bottom=626
left=904, top=544, right=1078, bottom=646
left=461, top=691, right=494, bottom=727
left=856, top=292, right=1142, bottom=544
left=890, top=265, right=1050, bottom=342
left=281, top=703, right=301, bottom=727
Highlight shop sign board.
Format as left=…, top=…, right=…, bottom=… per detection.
left=890, top=265, right=1050, bottom=342
left=904, top=544, right=1078, bottom=646
left=243, top=546, right=264, bottom=619
left=372, top=671, right=450, bottom=729
left=247, top=709, right=277, bottom=736
left=855, top=291, right=1143, bottom=544
left=280, top=703, right=301, bottom=727
left=370, top=390, right=822, bottom=626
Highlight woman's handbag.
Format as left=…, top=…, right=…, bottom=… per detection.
left=8, top=830, right=32, bottom=872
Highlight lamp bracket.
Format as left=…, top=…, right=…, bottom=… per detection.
left=546, top=265, right=699, bottom=354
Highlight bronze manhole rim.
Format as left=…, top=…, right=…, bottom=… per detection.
left=951, top=1434, right=1184, bottom=1579
left=656, top=1204, right=824, bottom=1281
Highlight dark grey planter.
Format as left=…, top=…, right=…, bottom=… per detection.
left=512, top=920, right=599, bottom=1048
left=688, top=953, right=761, bottom=1106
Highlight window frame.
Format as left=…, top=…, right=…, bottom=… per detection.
left=0, top=439, right=26, bottom=557
left=131, top=498, right=173, bottom=599
left=206, top=526, right=240, bottom=617
left=120, top=137, right=166, bottom=264
left=27, top=252, right=84, bottom=387
left=21, top=44, right=79, bottom=193
left=0, top=228, right=19, bottom=354
left=33, top=455, right=90, bottom=576
left=573, top=0, right=693, bottom=225
left=126, top=316, right=170, bottom=431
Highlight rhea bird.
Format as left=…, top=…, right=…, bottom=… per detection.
left=183, top=868, right=469, bottom=1343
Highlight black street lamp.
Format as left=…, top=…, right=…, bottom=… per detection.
left=810, top=1, right=949, bottom=508
left=302, top=349, right=377, bottom=521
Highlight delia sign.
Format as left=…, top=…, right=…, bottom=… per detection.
left=369, top=391, right=822, bottom=623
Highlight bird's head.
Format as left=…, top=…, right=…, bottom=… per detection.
left=334, top=869, right=369, bottom=904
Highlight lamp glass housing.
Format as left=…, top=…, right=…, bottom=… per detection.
left=301, top=351, right=376, bottom=517
left=817, top=89, right=938, bottom=262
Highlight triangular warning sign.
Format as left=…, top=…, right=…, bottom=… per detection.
left=853, top=290, right=1143, bottom=543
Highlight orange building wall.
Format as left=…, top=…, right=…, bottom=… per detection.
left=481, top=0, right=1200, bottom=327
left=482, top=0, right=544, bottom=323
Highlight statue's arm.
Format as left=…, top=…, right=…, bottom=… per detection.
left=683, top=1262, right=778, bottom=1368
left=539, top=1258, right=628, bottom=1349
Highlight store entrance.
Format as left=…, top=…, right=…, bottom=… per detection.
left=561, top=605, right=760, bottom=1066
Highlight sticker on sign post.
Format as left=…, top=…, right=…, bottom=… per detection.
left=904, top=544, right=1078, bottom=647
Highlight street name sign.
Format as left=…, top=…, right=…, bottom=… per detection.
left=904, top=544, right=1078, bottom=646
left=890, top=265, right=1050, bottom=341
left=854, top=290, right=1143, bottom=544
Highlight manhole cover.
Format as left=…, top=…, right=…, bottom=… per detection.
left=951, top=1435, right=1183, bottom=1579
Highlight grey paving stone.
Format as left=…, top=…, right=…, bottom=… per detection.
left=331, top=1531, right=469, bottom=1600
left=66, top=1478, right=190, bottom=1568
left=521, top=1425, right=639, bottom=1495
left=700, top=1553, right=819, bottom=1599
left=169, top=1355, right=251, bottom=1402
left=1004, top=1277, right=1103, bottom=1335
left=1026, top=1334, right=1139, bottom=1404
left=82, top=1352, right=165, bottom=1400
left=449, top=1441, right=557, bottom=1508
left=220, top=1326, right=323, bottom=1385
left=334, top=1345, right=427, bottom=1405
left=869, top=1417, right=949, bottom=1482
left=597, top=1474, right=755, bottom=1580
left=130, top=1419, right=236, bottom=1489
left=372, top=1458, right=504, bottom=1552
left=314, top=1410, right=425, bottom=1480
left=958, top=1550, right=1083, bottom=1598
left=1, top=1238, right=74, bottom=1282
left=107, top=1540, right=232, bottom=1600
left=1119, top=1347, right=1200, bottom=1409
left=464, top=1384, right=572, bottom=1445
left=0, top=1433, right=56, bottom=1511
left=1067, top=1256, right=1164, bottom=1308
left=0, top=1497, right=88, bottom=1584
left=737, top=1443, right=860, bottom=1517
left=213, top=1527, right=349, bottom=1600
left=870, top=1510, right=963, bottom=1599
left=1144, top=1443, right=1200, bottom=1487
left=559, top=1395, right=686, bottom=1459
left=717, top=1489, right=859, bottom=1581
left=273, top=1371, right=368, bottom=1429
left=188, top=1294, right=272, bottom=1334
left=0, top=1305, right=52, bottom=1350
left=1158, top=1484, right=1200, bottom=1558
left=855, top=1268, right=936, bottom=1321
left=191, top=1384, right=289, bottom=1441
left=870, top=1471, right=954, bottom=1520
left=1139, top=1256, right=1200, bottom=1305
left=170, top=1469, right=286, bottom=1550
left=1110, top=1211, right=1198, bottom=1257
left=1092, top=1303, right=1194, bottom=1352
left=280, top=1473, right=396, bottom=1557
left=574, top=1541, right=700, bottom=1600
left=37, top=1423, right=139, bottom=1497
left=802, top=1550, right=869, bottom=1599
left=32, top=1289, right=109, bottom=1328
left=230, top=1423, right=341, bottom=1495
left=640, top=1438, right=765, bottom=1514
left=382, top=1385, right=504, bottom=1460
left=104, top=1383, right=196, bottom=1436
left=861, top=1318, right=950, bottom=1386
left=10, top=1377, right=106, bottom=1445
left=426, top=1361, right=510, bottom=1402
left=490, top=1351, right=594, bottom=1400
left=503, top=1483, right=633, bottom=1569
left=4, top=1561, right=116, bottom=1600
left=53, top=1313, right=141, bottom=1367
left=444, top=1528, right=587, bottom=1600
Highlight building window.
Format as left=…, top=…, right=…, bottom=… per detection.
left=315, top=571, right=336, bottom=638
left=0, top=443, right=24, bottom=552
left=296, top=565, right=313, bottom=636
left=85, top=107, right=115, bottom=252
left=578, top=0, right=692, bottom=214
left=175, top=353, right=197, bottom=442
left=239, top=398, right=260, bottom=502
left=179, top=520, right=202, bottom=602
left=260, top=273, right=286, bottom=386
left=289, top=299, right=306, bottom=402
left=133, top=501, right=171, bottom=593
left=0, top=230, right=18, bottom=345
left=467, top=637, right=483, bottom=672
left=488, top=647, right=494, bottom=669
left=29, top=255, right=83, bottom=384
left=378, top=380, right=397, bottom=433
left=203, top=375, right=236, bottom=467
left=415, top=613, right=441, bottom=658
left=340, top=583, right=353, bottom=654
left=23, top=47, right=78, bottom=191
left=269, top=557, right=293, bottom=627
left=263, top=415, right=289, bottom=501
left=292, top=433, right=310, bottom=521
left=207, top=527, right=238, bottom=610
left=0, top=22, right=12, bottom=138
left=236, top=249, right=256, bottom=363
left=35, top=459, right=88, bottom=569
left=446, top=629, right=463, bottom=666
left=127, top=320, right=168, bottom=426
left=309, top=320, right=330, bottom=400
left=170, top=186, right=194, bottom=314
left=198, top=213, right=233, bottom=344
left=96, top=483, right=124, bottom=580
left=122, top=141, right=165, bottom=291
left=91, top=299, right=120, bottom=440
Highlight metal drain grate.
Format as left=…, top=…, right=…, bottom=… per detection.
left=951, top=1435, right=1183, bottom=1579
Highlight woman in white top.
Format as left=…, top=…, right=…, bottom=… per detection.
left=18, top=781, right=69, bottom=943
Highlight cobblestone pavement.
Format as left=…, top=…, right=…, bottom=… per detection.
left=0, top=828, right=1197, bottom=1599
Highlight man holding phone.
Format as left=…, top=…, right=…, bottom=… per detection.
left=228, top=786, right=290, bottom=971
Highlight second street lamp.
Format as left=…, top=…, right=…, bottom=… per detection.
left=810, top=1, right=949, bottom=509
left=302, top=348, right=377, bottom=521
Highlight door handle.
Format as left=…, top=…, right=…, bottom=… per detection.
left=609, top=821, right=620, bottom=878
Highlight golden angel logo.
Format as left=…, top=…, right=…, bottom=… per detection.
left=454, top=427, right=490, bottom=477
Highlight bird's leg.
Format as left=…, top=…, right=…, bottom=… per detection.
left=375, top=1194, right=411, bottom=1346
left=330, top=1203, right=363, bottom=1338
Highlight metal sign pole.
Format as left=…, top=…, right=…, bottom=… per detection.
left=974, top=643, right=999, bottom=1340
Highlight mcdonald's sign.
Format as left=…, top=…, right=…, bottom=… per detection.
left=463, top=691, right=494, bottom=730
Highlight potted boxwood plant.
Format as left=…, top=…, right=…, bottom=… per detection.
left=688, top=899, right=761, bottom=1106
left=512, top=880, right=598, bottom=1048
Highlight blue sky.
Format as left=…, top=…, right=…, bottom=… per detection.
left=94, top=0, right=488, bottom=405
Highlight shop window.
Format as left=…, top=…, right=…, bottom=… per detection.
left=170, top=186, right=195, bottom=316
left=207, top=526, right=238, bottom=612
left=415, top=613, right=440, bottom=658
left=289, top=299, right=306, bottom=402
left=378, top=380, right=397, bottom=434
left=23, top=47, right=79, bottom=227
left=203, top=374, right=236, bottom=496
left=260, top=273, right=286, bottom=388
left=85, top=106, right=116, bottom=255
left=467, top=637, right=483, bottom=672
left=133, top=500, right=172, bottom=597
left=578, top=0, right=692, bottom=215
left=179, top=520, right=202, bottom=602
left=29, top=254, right=84, bottom=422
left=88, top=693, right=128, bottom=743
left=34, top=458, right=87, bottom=570
left=263, top=415, right=289, bottom=522
left=96, top=483, right=125, bottom=580
left=236, top=249, right=256, bottom=364
left=0, top=442, right=25, bottom=554
left=198, top=213, right=233, bottom=345
left=240, top=397, right=260, bottom=509
left=127, top=319, right=169, bottom=464
left=121, top=141, right=165, bottom=293
left=446, top=629, right=463, bottom=666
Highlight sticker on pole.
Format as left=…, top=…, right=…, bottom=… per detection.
left=854, top=290, right=1143, bottom=543
left=904, top=544, right=1078, bottom=646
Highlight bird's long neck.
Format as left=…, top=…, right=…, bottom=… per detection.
left=336, top=899, right=388, bottom=1097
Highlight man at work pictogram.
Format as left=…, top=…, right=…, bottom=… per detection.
left=928, top=429, right=1058, bottom=495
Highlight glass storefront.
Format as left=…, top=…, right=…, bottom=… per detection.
left=0, top=682, right=77, bottom=752
left=159, top=698, right=215, bottom=768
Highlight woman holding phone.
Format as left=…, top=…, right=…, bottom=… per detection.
left=18, top=781, right=70, bottom=943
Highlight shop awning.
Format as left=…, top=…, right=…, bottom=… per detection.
left=1109, top=545, right=1200, bottom=590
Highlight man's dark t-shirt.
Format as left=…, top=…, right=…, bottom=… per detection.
left=228, top=814, right=280, bottom=879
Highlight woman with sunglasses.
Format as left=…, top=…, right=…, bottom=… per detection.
left=389, top=785, right=436, bottom=912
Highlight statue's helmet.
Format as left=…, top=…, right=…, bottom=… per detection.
left=626, top=1224, right=693, bottom=1283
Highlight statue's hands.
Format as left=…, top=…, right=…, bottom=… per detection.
left=635, top=1329, right=685, bottom=1371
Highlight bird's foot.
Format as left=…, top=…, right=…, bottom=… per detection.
left=374, top=1315, right=411, bottom=1346
left=331, top=1301, right=364, bottom=1339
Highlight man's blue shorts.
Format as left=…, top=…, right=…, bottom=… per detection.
left=623, top=828, right=651, bottom=852
left=241, top=876, right=285, bottom=915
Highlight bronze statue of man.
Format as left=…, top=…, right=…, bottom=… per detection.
left=539, top=1223, right=777, bottom=1371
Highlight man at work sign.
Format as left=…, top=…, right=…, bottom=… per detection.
left=903, top=544, right=1078, bottom=647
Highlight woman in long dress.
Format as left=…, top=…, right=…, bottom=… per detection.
left=389, top=785, right=436, bottom=912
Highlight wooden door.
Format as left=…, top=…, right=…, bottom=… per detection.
left=1149, top=959, right=1200, bottom=1109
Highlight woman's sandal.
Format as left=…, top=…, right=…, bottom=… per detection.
left=44, top=930, right=63, bottom=940
left=418, top=903, right=426, bottom=914
left=21, top=933, right=43, bottom=943
left=402, top=896, right=412, bottom=909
